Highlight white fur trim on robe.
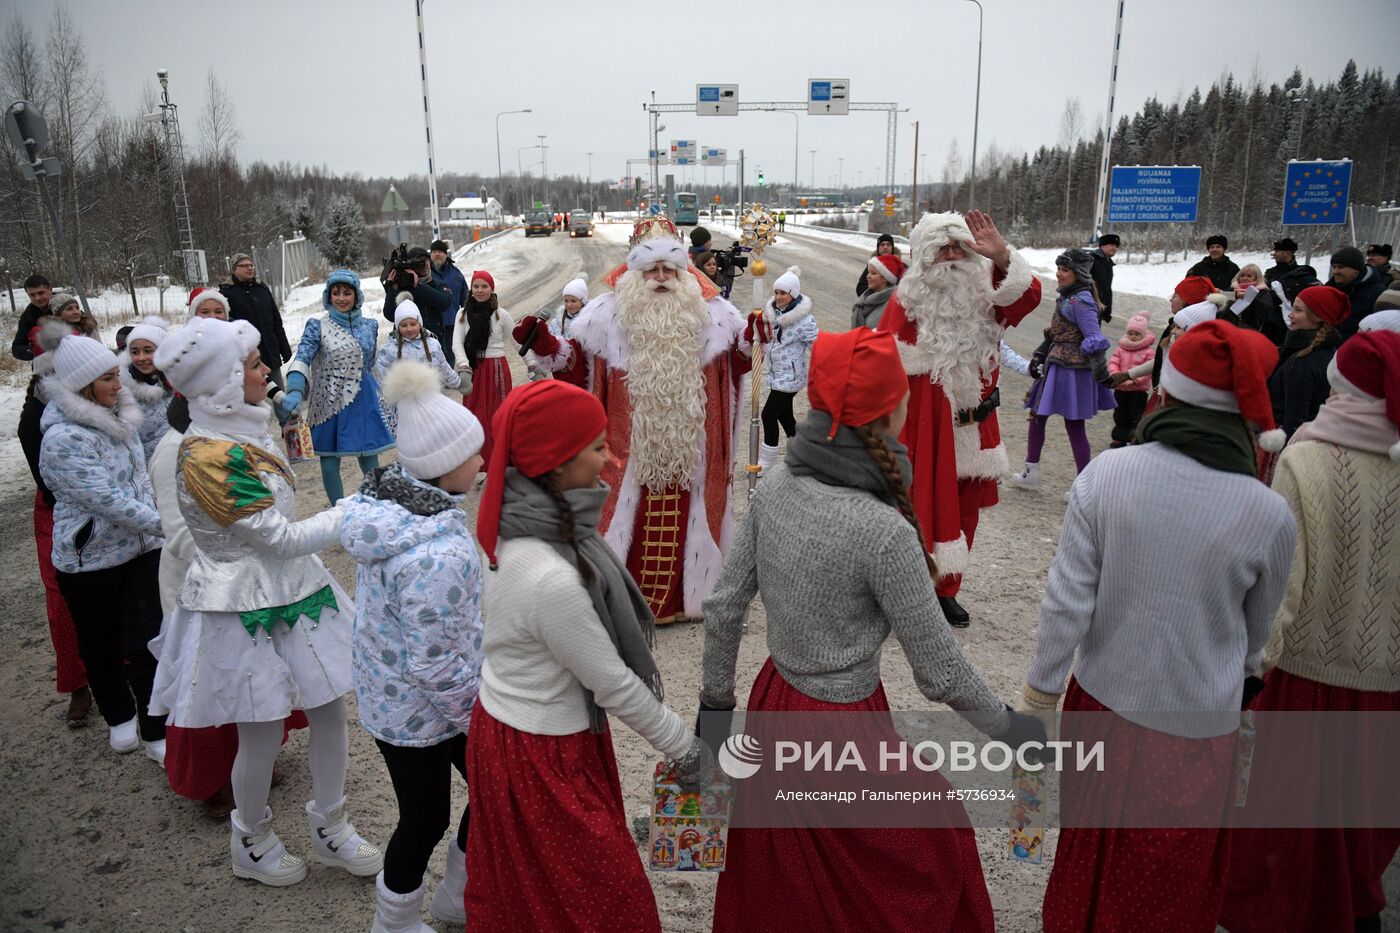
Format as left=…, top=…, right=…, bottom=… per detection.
left=932, top=533, right=969, bottom=580
left=571, top=291, right=746, bottom=372
left=952, top=419, right=1008, bottom=480
left=989, top=249, right=1034, bottom=308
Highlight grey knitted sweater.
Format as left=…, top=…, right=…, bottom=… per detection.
left=701, top=464, right=1010, bottom=732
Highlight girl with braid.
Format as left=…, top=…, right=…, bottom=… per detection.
left=469, top=380, right=715, bottom=931
left=700, top=328, right=1044, bottom=933
left=1262, top=285, right=1351, bottom=483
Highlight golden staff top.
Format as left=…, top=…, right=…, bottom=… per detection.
left=738, top=204, right=778, bottom=287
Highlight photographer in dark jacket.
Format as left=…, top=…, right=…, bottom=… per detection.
left=1263, top=237, right=1319, bottom=304
left=381, top=245, right=452, bottom=336
left=221, top=253, right=292, bottom=387
left=1090, top=234, right=1119, bottom=322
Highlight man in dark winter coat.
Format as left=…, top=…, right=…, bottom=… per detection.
left=382, top=245, right=452, bottom=332
left=1366, top=243, right=1399, bottom=288
left=1090, top=233, right=1119, bottom=322
left=1186, top=234, right=1240, bottom=291
left=221, top=254, right=293, bottom=387
left=1327, top=246, right=1388, bottom=339
left=11, top=274, right=54, bottom=362
left=429, top=239, right=467, bottom=366
left=1264, top=237, right=1319, bottom=304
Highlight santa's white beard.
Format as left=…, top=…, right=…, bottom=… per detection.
left=896, top=257, right=1004, bottom=410
left=614, top=268, right=710, bottom=489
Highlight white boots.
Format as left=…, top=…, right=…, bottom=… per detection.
left=1006, top=461, right=1042, bottom=491
left=231, top=807, right=308, bottom=886
left=108, top=717, right=139, bottom=753
left=758, top=442, right=781, bottom=476
left=306, top=797, right=384, bottom=876
left=372, top=873, right=434, bottom=933
left=231, top=798, right=382, bottom=887
left=429, top=840, right=468, bottom=923
left=144, top=738, right=166, bottom=768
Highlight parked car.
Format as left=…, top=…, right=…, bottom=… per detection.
left=524, top=211, right=554, bottom=237
left=569, top=210, right=593, bottom=238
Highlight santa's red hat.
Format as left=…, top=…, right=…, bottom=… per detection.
left=1294, top=285, right=1350, bottom=327
left=187, top=286, right=230, bottom=317
left=868, top=254, right=905, bottom=285
left=807, top=329, right=908, bottom=439
left=1159, top=319, right=1286, bottom=451
left=1327, top=329, right=1400, bottom=461
left=1174, top=276, right=1216, bottom=306
left=476, top=381, right=608, bottom=568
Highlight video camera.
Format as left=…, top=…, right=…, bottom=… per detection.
left=380, top=244, right=429, bottom=292
left=712, top=241, right=749, bottom=275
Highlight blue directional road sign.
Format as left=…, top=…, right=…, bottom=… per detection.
left=649, top=204, right=662, bottom=216
left=1282, top=160, right=1352, bottom=226
left=1107, top=166, right=1202, bottom=223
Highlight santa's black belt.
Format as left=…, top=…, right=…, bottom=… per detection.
left=955, top=387, right=1001, bottom=427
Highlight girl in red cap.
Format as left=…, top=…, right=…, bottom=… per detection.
left=701, top=328, right=1042, bottom=933
left=1260, top=284, right=1350, bottom=483
left=1023, top=320, right=1296, bottom=933
left=1221, top=330, right=1400, bottom=933
left=451, top=270, right=519, bottom=473
left=468, top=380, right=714, bottom=931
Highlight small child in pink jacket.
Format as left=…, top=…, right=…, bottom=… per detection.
left=1107, top=313, right=1156, bottom=447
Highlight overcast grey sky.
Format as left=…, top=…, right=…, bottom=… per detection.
left=10, top=0, right=1400, bottom=192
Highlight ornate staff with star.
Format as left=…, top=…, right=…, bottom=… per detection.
left=739, top=205, right=777, bottom=498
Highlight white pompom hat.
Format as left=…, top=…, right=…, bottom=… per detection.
left=155, top=317, right=262, bottom=414
left=126, top=315, right=171, bottom=349
left=52, top=335, right=118, bottom=391
left=774, top=265, right=801, bottom=295
left=394, top=297, right=422, bottom=326
left=381, top=360, right=484, bottom=479
left=563, top=274, right=589, bottom=302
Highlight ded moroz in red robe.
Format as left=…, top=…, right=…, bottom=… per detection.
left=565, top=266, right=752, bottom=623
left=877, top=251, right=1040, bottom=591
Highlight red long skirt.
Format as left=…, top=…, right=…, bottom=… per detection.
left=1042, top=679, right=1237, bottom=933
left=165, top=713, right=309, bottom=801
left=33, top=491, right=86, bottom=693
left=464, top=356, right=512, bottom=472
left=465, top=701, right=660, bottom=933
left=712, top=658, right=995, bottom=933
left=1220, top=668, right=1400, bottom=932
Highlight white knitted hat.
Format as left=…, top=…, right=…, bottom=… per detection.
left=1172, top=300, right=1218, bottom=331
left=1359, top=308, right=1400, bottom=334
left=187, top=287, right=231, bottom=318
left=52, top=334, right=118, bottom=390
left=155, top=317, right=261, bottom=412
left=394, top=298, right=422, bottom=325
left=562, top=275, right=589, bottom=302
left=774, top=265, right=801, bottom=295
left=126, top=315, right=171, bottom=349
left=381, top=360, right=484, bottom=479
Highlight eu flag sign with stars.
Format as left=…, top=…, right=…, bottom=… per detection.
left=1282, top=160, right=1352, bottom=226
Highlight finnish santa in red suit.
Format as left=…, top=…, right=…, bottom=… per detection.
left=527, top=218, right=752, bottom=623
left=877, top=210, right=1041, bottom=627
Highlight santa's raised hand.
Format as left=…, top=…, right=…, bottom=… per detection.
left=965, top=210, right=1012, bottom=270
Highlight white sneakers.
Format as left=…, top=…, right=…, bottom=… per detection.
left=306, top=797, right=384, bottom=877
left=108, top=717, right=140, bottom=753
left=230, top=807, right=308, bottom=887
left=372, top=872, right=434, bottom=933
left=1005, top=461, right=1042, bottom=491
left=230, top=799, right=382, bottom=888
left=429, top=840, right=468, bottom=923
left=757, top=442, right=781, bottom=476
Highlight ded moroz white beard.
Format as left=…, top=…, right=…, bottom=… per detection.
left=614, top=267, right=710, bottom=489
left=896, top=255, right=1005, bottom=410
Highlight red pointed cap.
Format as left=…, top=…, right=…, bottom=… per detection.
left=806, top=329, right=908, bottom=439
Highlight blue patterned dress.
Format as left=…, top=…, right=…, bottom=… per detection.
left=293, top=309, right=395, bottom=457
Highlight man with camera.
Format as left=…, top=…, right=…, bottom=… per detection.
left=381, top=245, right=453, bottom=346
left=688, top=226, right=744, bottom=299
left=430, top=240, right=468, bottom=365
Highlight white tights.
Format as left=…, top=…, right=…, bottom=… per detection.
left=231, top=698, right=348, bottom=823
